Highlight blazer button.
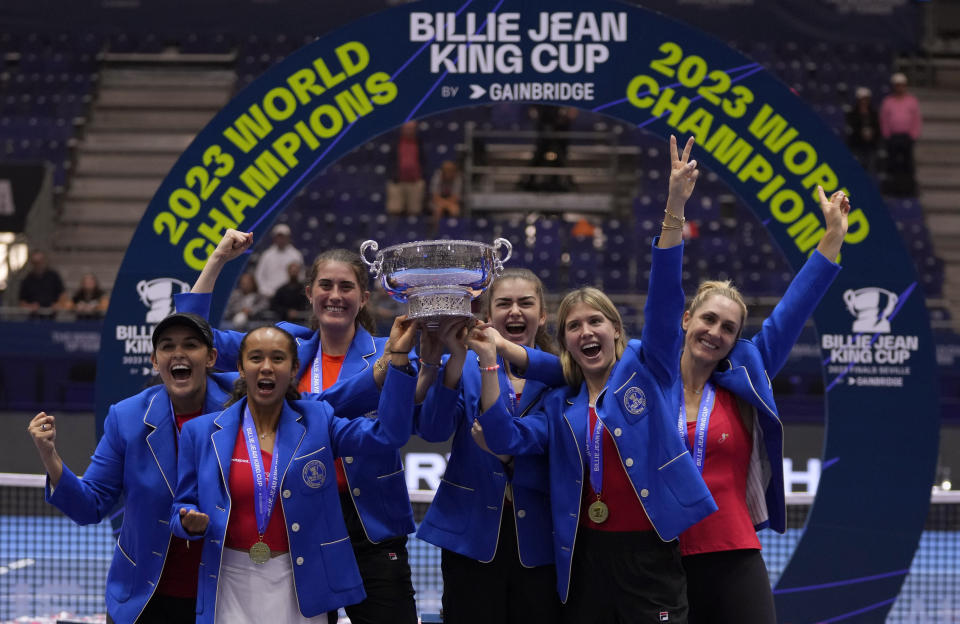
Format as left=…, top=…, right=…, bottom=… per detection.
left=517, top=510, right=526, bottom=518
left=353, top=488, right=361, bottom=496
left=625, top=458, right=634, bottom=467
left=282, top=489, right=292, bottom=499
left=296, top=556, right=304, bottom=565
left=291, top=523, right=300, bottom=532
left=640, top=488, right=649, bottom=498
left=613, top=427, right=622, bottom=437
left=344, top=456, right=354, bottom=464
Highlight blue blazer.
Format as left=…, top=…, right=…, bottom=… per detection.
left=700, top=249, right=840, bottom=533
left=45, top=374, right=234, bottom=624
left=170, top=366, right=416, bottom=621
left=176, top=291, right=416, bottom=542
left=416, top=349, right=558, bottom=566
left=477, top=241, right=717, bottom=602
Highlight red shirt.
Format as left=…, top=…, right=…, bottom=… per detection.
left=396, top=136, right=422, bottom=182
left=298, top=353, right=347, bottom=491
left=225, top=429, right=289, bottom=553
left=156, top=409, right=203, bottom=598
left=579, top=407, right=654, bottom=532
left=679, top=387, right=761, bottom=556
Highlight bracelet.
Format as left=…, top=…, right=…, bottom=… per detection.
left=419, top=359, right=441, bottom=368
left=663, top=207, right=686, bottom=225
left=389, top=350, right=410, bottom=355
left=660, top=221, right=683, bottom=230
left=480, top=364, right=501, bottom=372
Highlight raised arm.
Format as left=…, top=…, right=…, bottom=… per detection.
left=752, top=187, right=849, bottom=375
left=332, top=364, right=417, bottom=454
left=191, top=229, right=253, bottom=294
left=41, top=405, right=127, bottom=525
left=657, top=135, right=699, bottom=250
left=640, top=136, right=699, bottom=383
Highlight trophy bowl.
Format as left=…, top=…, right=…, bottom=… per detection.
left=360, top=238, right=512, bottom=325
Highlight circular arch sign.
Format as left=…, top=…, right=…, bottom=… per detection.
left=96, top=1, right=939, bottom=620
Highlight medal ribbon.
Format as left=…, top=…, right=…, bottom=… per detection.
left=585, top=407, right=604, bottom=498
left=678, top=381, right=716, bottom=475
left=242, top=405, right=282, bottom=537
left=497, top=356, right=518, bottom=415
left=310, top=347, right=323, bottom=393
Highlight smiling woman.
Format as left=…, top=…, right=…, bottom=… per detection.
left=176, top=235, right=421, bottom=624
left=27, top=313, right=236, bottom=624
left=170, top=323, right=419, bottom=624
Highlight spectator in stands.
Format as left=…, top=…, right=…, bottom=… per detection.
left=271, top=261, right=309, bottom=322
left=224, top=271, right=270, bottom=330
left=429, top=159, right=463, bottom=225
left=18, top=250, right=67, bottom=318
left=69, top=272, right=109, bottom=319
left=386, top=120, right=427, bottom=216
left=178, top=234, right=422, bottom=624
left=474, top=136, right=712, bottom=622
left=171, top=324, right=418, bottom=624
left=27, top=313, right=233, bottom=624
left=846, top=86, right=881, bottom=176
left=677, top=187, right=850, bottom=623
left=254, top=224, right=304, bottom=298
left=522, top=105, right=578, bottom=191
left=880, top=72, right=922, bottom=196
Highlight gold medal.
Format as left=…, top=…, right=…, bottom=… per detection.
left=588, top=500, right=609, bottom=524
left=249, top=540, right=271, bottom=564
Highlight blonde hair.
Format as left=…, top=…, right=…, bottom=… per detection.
left=686, top=280, right=748, bottom=338
left=555, top=287, right=626, bottom=388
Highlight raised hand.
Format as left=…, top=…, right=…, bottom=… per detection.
left=667, top=135, right=699, bottom=207
left=28, top=411, right=57, bottom=455
left=179, top=508, right=210, bottom=536
left=387, top=315, right=418, bottom=356
left=815, top=185, right=852, bottom=262
left=466, top=324, right=499, bottom=367
left=211, top=229, right=254, bottom=264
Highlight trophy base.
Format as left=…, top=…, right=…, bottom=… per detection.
left=407, top=289, right=473, bottom=329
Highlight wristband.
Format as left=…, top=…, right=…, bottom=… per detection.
left=419, top=359, right=441, bottom=368
left=480, top=364, right=500, bottom=372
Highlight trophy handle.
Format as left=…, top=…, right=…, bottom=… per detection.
left=359, top=240, right=382, bottom=277
left=493, top=238, right=512, bottom=274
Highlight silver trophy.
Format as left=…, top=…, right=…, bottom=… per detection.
left=360, top=238, right=512, bottom=326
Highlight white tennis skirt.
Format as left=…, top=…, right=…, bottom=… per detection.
left=215, top=547, right=330, bottom=624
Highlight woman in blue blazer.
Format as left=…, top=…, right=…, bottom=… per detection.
left=171, top=324, right=418, bottom=623
left=27, top=313, right=232, bottom=624
left=177, top=233, right=418, bottom=624
left=416, top=268, right=562, bottom=623
left=677, top=187, right=850, bottom=624
left=474, top=137, right=716, bottom=623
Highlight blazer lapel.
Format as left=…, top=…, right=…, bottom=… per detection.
left=275, top=402, right=307, bottom=487
left=143, top=388, right=177, bottom=498
left=340, top=327, right=377, bottom=380
left=562, top=384, right=591, bottom=457
left=211, top=403, right=242, bottom=493
left=295, top=330, right=321, bottom=381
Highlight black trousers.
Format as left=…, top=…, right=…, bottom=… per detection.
left=440, top=509, right=560, bottom=624
left=884, top=133, right=916, bottom=196
left=562, top=529, right=687, bottom=624
left=327, top=491, right=418, bottom=624
left=682, top=549, right=776, bottom=624
left=107, top=593, right=196, bottom=624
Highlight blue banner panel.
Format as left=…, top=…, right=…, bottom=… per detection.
left=93, top=2, right=938, bottom=620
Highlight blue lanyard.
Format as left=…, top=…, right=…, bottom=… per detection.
left=678, top=381, right=716, bottom=475
left=311, top=347, right=323, bottom=393
left=497, top=355, right=518, bottom=415
left=585, top=406, right=604, bottom=497
left=242, top=405, right=283, bottom=536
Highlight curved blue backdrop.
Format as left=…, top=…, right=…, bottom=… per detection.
left=94, top=1, right=939, bottom=620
